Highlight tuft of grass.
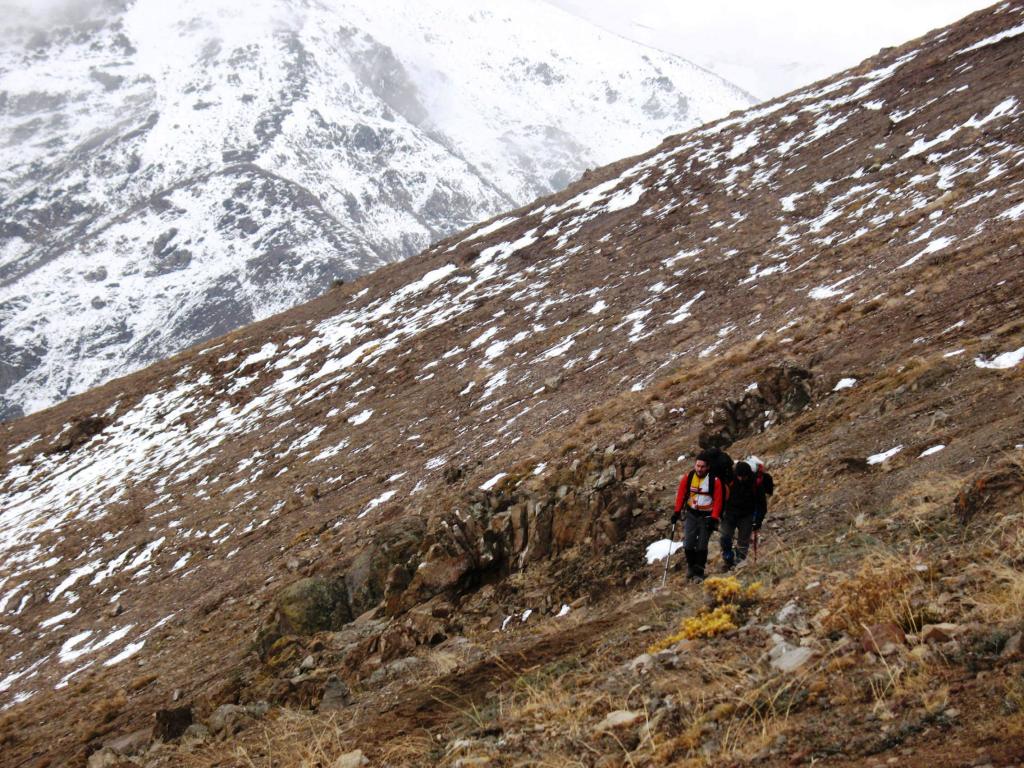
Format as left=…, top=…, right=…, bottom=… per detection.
left=824, top=552, right=934, bottom=635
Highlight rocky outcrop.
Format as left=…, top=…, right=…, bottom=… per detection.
left=700, top=364, right=814, bottom=449
left=257, top=450, right=648, bottom=666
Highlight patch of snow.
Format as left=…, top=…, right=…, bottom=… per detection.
left=919, top=445, right=946, bottom=458
left=645, top=538, right=685, bottom=564
left=480, top=472, right=508, bottom=491
left=833, top=378, right=857, bottom=391
left=975, top=346, right=1024, bottom=370
left=867, top=446, right=903, bottom=465
left=348, top=409, right=373, bottom=426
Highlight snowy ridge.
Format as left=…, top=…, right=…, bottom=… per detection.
left=1, top=0, right=1023, bottom=730
left=0, top=0, right=753, bottom=420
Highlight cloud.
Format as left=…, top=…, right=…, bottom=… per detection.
left=542, top=0, right=993, bottom=98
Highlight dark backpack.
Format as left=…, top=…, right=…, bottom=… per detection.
left=703, top=447, right=735, bottom=486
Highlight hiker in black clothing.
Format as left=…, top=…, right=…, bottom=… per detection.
left=749, top=455, right=775, bottom=533
left=720, top=460, right=756, bottom=570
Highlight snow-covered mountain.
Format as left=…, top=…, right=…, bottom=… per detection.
left=0, top=0, right=754, bottom=421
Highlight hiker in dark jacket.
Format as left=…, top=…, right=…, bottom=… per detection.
left=748, top=455, right=775, bottom=532
left=720, top=461, right=756, bottom=570
left=670, top=451, right=725, bottom=581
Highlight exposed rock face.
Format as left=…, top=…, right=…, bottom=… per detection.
left=699, top=364, right=814, bottom=449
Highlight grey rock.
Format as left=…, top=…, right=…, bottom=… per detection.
left=770, top=645, right=817, bottom=673
left=594, top=709, right=643, bottom=733
left=104, top=727, right=151, bottom=756
left=208, top=703, right=266, bottom=737
left=333, top=749, right=368, bottom=768
left=182, top=723, right=211, bottom=742
left=319, top=675, right=352, bottom=712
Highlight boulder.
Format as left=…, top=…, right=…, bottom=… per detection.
left=319, top=675, right=352, bottom=712
left=276, top=577, right=353, bottom=637
left=208, top=702, right=268, bottom=738
left=152, top=706, right=192, bottom=742
left=860, top=622, right=907, bottom=655
left=594, top=710, right=643, bottom=733
left=104, top=728, right=151, bottom=756
left=921, top=623, right=962, bottom=644
left=333, top=749, right=368, bottom=768
left=770, top=646, right=817, bottom=673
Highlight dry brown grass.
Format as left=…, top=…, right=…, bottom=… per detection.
left=890, top=472, right=962, bottom=532
left=964, top=485, right=1024, bottom=623
left=176, top=709, right=365, bottom=768
left=824, top=551, right=936, bottom=635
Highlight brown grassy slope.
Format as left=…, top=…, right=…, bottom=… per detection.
left=1, top=2, right=1024, bottom=767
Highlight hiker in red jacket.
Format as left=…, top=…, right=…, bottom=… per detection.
left=670, top=451, right=725, bottom=581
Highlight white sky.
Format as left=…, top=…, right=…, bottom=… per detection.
left=543, top=0, right=996, bottom=99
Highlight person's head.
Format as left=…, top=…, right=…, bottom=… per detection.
left=735, top=461, right=753, bottom=480
left=695, top=451, right=712, bottom=477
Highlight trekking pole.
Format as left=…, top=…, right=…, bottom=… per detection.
left=659, top=524, right=675, bottom=589
left=753, top=530, right=759, bottom=564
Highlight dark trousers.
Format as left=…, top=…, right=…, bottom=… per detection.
left=720, top=512, right=753, bottom=567
left=683, top=509, right=714, bottom=578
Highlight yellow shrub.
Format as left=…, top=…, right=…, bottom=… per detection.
left=647, top=579, right=763, bottom=652
left=704, top=576, right=761, bottom=606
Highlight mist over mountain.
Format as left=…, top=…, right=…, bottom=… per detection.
left=0, top=0, right=753, bottom=421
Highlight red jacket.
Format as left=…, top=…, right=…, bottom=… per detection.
left=674, top=471, right=724, bottom=520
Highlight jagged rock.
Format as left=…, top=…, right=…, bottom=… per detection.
left=300, top=654, right=316, bottom=671
left=333, top=749, right=368, bottom=768
left=152, top=706, right=192, bottom=742
left=207, top=702, right=269, bottom=738
left=345, top=517, right=425, bottom=616
left=318, top=675, right=352, bottom=712
left=860, top=623, right=907, bottom=655
left=921, top=623, right=962, bottom=644
left=543, top=375, right=563, bottom=392
left=103, top=728, right=151, bottom=756
left=594, top=710, right=643, bottom=733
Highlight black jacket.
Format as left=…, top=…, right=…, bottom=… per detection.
left=726, top=475, right=757, bottom=518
